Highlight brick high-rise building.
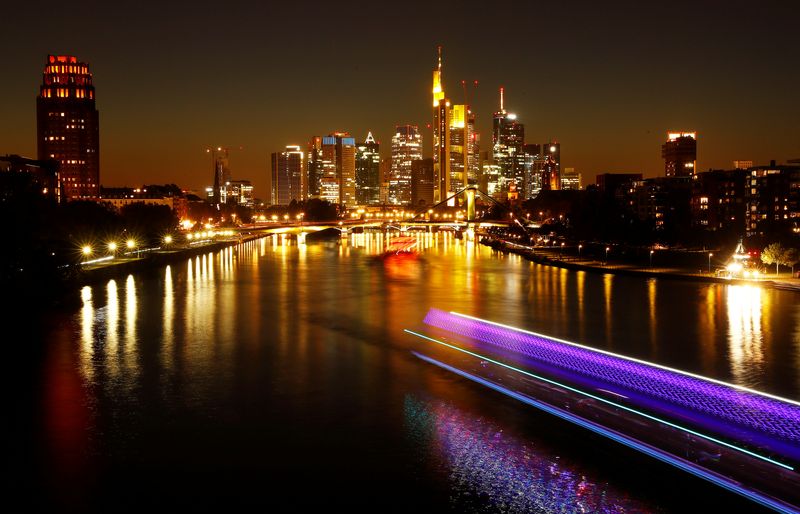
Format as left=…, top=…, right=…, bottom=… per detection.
left=37, top=54, right=99, bottom=199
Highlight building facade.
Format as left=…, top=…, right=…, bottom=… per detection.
left=36, top=54, right=99, bottom=200
left=492, top=88, right=525, bottom=200
left=271, top=146, right=304, bottom=205
left=662, top=132, right=697, bottom=177
left=355, top=132, right=380, bottom=205
left=411, top=158, right=434, bottom=208
left=390, top=125, right=423, bottom=205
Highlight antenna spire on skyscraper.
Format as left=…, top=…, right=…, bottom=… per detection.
left=437, top=45, right=442, bottom=71
left=500, top=86, right=505, bottom=112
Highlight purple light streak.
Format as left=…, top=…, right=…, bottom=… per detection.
left=422, top=309, right=800, bottom=449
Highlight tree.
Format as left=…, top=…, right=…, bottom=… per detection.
left=784, top=248, right=799, bottom=276
left=761, top=242, right=786, bottom=274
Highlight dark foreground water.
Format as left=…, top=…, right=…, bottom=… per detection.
left=12, top=232, right=800, bottom=512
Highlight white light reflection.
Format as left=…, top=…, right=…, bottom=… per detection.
left=727, top=285, right=764, bottom=387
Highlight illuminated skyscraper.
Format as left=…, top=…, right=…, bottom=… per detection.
left=36, top=54, right=99, bottom=199
left=390, top=125, right=423, bottom=205
left=523, top=144, right=542, bottom=198
left=307, top=136, right=324, bottom=197
left=432, top=47, right=450, bottom=203
left=466, top=109, right=480, bottom=186
left=320, top=133, right=356, bottom=206
left=492, top=87, right=525, bottom=199
left=271, top=145, right=304, bottom=205
left=210, top=147, right=230, bottom=206
left=662, top=132, right=697, bottom=177
left=449, top=103, right=468, bottom=193
left=543, top=142, right=561, bottom=191
left=355, top=132, right=380, bottom=205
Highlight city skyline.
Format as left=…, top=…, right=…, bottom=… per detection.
left=1, top=2, right=798, bottom=199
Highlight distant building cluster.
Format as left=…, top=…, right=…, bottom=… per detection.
left=596, top=131, right=800, bottom=238
left=267, top=48, right=578, bottom=209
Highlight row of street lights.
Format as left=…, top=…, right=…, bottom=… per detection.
left=81, top=236, right=175, bottom=261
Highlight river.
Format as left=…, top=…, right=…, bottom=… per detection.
left=13, top=232, right=800, bottom=512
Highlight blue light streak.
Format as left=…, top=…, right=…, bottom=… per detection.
left=404, top=329, right=794, bottom=471
left=411, top=350, right=800, bottom=514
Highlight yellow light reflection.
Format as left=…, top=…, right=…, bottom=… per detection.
left=79, top=285, right=94, bottom=382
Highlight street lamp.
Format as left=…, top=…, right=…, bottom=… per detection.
left=708, top=253, right=713, bottom=274
left=605, top=246, right=610, bottom=265
left=107, top=242, right=118, bottom=255
left=82, top=245, right=93, bottom=259
left=650, top=249, right=654, bottom=268
left=560, top=242, right=565, bottom=257
left=163, top=235, right=173, bottom=245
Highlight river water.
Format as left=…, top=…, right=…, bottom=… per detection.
left=14, top=232, right=800, bottom=512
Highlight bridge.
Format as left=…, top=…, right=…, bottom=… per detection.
left=406, top=309, right=800, bottom=513
left=240, top=186, right=538, bottom=243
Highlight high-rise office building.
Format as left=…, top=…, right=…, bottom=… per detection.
left=560, top=167, right=581, bottom=190
left=37, top=54, right=99, bottom=199
left=411, top=158, right=434, bottom=207
left=449, top=103, right=468, bottom=194
left=466, top=109, right=480, bottom=186
left=543, top=142, right=561, bottom=191
left=320, top=133, right=356, bottom=207
left=209, top=147, right=231, bottom=206
left=271, top=145, right=304, bottom=205
left=390, top=125, right=423, bottom=205
left=355, top=132, right=380, bottom=205
left=662, top=132, right=697, bottom=177
left=492, top=88, right=525, bottom=200
left=523, top=144, right=542, bottom=198
left=432, top=47, right=450, bottom=203
left=307, top=136, right=323, bottom=197
left=227, top=180, right=255, bottom=208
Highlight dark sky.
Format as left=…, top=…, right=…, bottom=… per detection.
left=2, top=0, right=798, bottom=199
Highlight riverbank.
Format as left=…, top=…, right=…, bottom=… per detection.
left=480, top=236, right=800, bottom=291
left=76, top=232, right=264, bottom=286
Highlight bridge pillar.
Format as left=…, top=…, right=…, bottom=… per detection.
left=466, top=186, right=477, bottom=222
left=297, top=232, right=306, bottom=245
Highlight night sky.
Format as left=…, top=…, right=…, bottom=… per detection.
left=2, top=0, right=798, bottom=199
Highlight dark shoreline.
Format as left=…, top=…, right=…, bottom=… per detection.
left=479, top=236, right=794, bottom=289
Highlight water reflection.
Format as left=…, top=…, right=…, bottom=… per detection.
left=726, top=285, right=764, bottom=387
left=106, top=279, right=119, bottom=355
left=404, top=395, right=655, bottom=513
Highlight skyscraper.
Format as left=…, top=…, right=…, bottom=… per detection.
left=320, top=133, right=356, bottom=207
left=390, top=125, right=423, bottom=205
left=492, top=87, right=525, bottom=199
left=432, top=47, right=450, bottom=203
left=523, top=144, right=542, bottom=198
left=411, top=158, right=435, bottom=207
left=449, top=103, right=468, bottom=193
left=37, top=54, right=99, bottom=199
left=466, top=109, right=480, bottom=186
left=543, top=142, right=561, bottom=191
left=355, top=132, right=380, bottom=205
left=210, top=147, right=230, bottom=206
left=270, top=145, right=304, bottom=205
left=307, top=136, right=323, bottom=197
left=662, top=132, right=697, bottom=177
